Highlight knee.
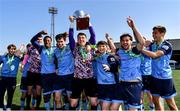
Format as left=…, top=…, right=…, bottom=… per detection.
left=70, top=100, right=78, bottom=107
left=36, top=88, right=42, bottom=95
left=167, top=102, right=178, bottom=110
left=27, top=92, right=31, bottom=95
left=91, top=102, right=98, bottom=106
left=90, top=99, right=98, bottom=106
left=55, top=96, right=61, bottom=103
left=21, top=93, right=26, bottom=99
left=27, top=90, right=32, bottom=95
left=36, top=91, right=41, bottom=96
left=110, top=104, right=120, bottom=110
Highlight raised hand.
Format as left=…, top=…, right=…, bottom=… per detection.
left=102, top=64, right=110, bottom=72
left=40, top=30, right=48, bottom=35
left=15, top=44, right=25, bottom=57
left=86, top=45, right=91, bottom=53
left=145, top=40, right=152, bottom=47
left=136, top=43, right=144, bottom=51
left=105, top=33, right=116, bottom=53
left=20, top=64, right=24, bottom=72
left=105, top=33, right=112, bottom=40
left=105, top=33, right=109, bottom=39
left=127, top=16, right=135, bottom=29
left=15, top=50, right=22, bottom=57
left=19, top=44, right=26, bottom=52
left=69, top=16, right=74, bottom=23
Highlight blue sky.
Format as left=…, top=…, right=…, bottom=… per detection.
left=0, top=0, right=180, bottom=54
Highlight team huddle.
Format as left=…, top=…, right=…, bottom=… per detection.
left=0, top=16, right=178, bottom=111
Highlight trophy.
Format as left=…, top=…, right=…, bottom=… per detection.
left=73, top=10, right=90, bottom=30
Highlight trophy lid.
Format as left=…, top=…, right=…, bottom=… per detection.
left=73, top=10, right=89, bottom=18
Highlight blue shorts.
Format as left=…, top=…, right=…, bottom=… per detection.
left=20, top=77, right=27, bottom=93
left=150, top=76, right=177, bottom=99
left=41, top=73, right=56, bottom=95
left=97, top=84, right=116, bottom=103
left=116, top=81, right=142, bottom=109
left=53, top=74, right=73, bottom=94
left=142, top=75, right=151, bottom=92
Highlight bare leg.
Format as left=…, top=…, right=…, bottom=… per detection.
left=152, top=96, right=164, bottom=110
left=165, top=97, right=178, bottom=111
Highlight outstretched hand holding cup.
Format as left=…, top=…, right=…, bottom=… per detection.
left=69, top=16, right=75, bottom=23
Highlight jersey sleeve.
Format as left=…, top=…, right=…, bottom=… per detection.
left=107, top=55, right=119, bottom=83
left=107, top=55, right=119, bottom=73
left=132, top=46, right=141, bottom=55
left=159, top=42, right=172, bottom=55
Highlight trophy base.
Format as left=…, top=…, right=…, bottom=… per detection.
left=76, top=17, right=89, bottom=30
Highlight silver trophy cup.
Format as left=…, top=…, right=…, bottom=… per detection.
left=73, top=10, right=90, bottom=30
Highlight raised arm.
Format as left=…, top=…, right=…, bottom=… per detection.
left=20, top=54, right=29, bottom=72
left=105, top=33, right=116, bottom=53
left=141, top=42, right=172, bottom=59
left=30, top=30, right=47, bottom=50
left=22, top=54, right=29, bottom=65
left=69, top=16, right=76, bottom=51
left=127, top=16, right=145, bottom=45
left=88, top=23, right=96, bottom=45
left=141, top=49, right=164, bottom=59
left=15, top=44, right=25, bottom=58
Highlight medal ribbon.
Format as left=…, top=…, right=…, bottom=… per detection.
left=93, top=52, right=106, bottom=64
left=45, top=48, right=53, bottom=63
left=79, top=47, right=88, bottom=62
left=125, top=50, right=140, bottom=58
left=59, top=46, right=66, bottom=62
left=7, top=55, right=14, bottom=66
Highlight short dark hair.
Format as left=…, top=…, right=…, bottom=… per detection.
left=26, top=43, right=32, bottom=55
left=120, top=33, right=133, bottom=41
left=43, top=36, right=52, bottom=42
left=97, top=41, right=108, bottom=47
left=153, top=25, right=166, bottom=33
left=55, top=32, right=68, bottom=41
left=26, top=43, right=32, bottom=49
left=7, top=44, right=16, bottom=50
left=77, top=32, right=87, bottom=38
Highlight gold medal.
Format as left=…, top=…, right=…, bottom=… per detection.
left=82, top=59, right=86, bottom=63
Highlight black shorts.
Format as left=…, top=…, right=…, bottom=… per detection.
left=97, top=84, right=116, bottom=102
left=53, top=74, right=73, bottom=93
left=26, top=71, right=41, bottom=86
left=142, top=75, right=151, bottom=91
left=20, top=77, right=27, bottom=92
left=116, top=81, right=142, bottom=108
left=0, top=77, right=16, bottom=88
left=71, top=78, right=98, bottom=99
left=41, top=73, right=56, bottom=95
left=150, top=76, right=177, bottom=98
